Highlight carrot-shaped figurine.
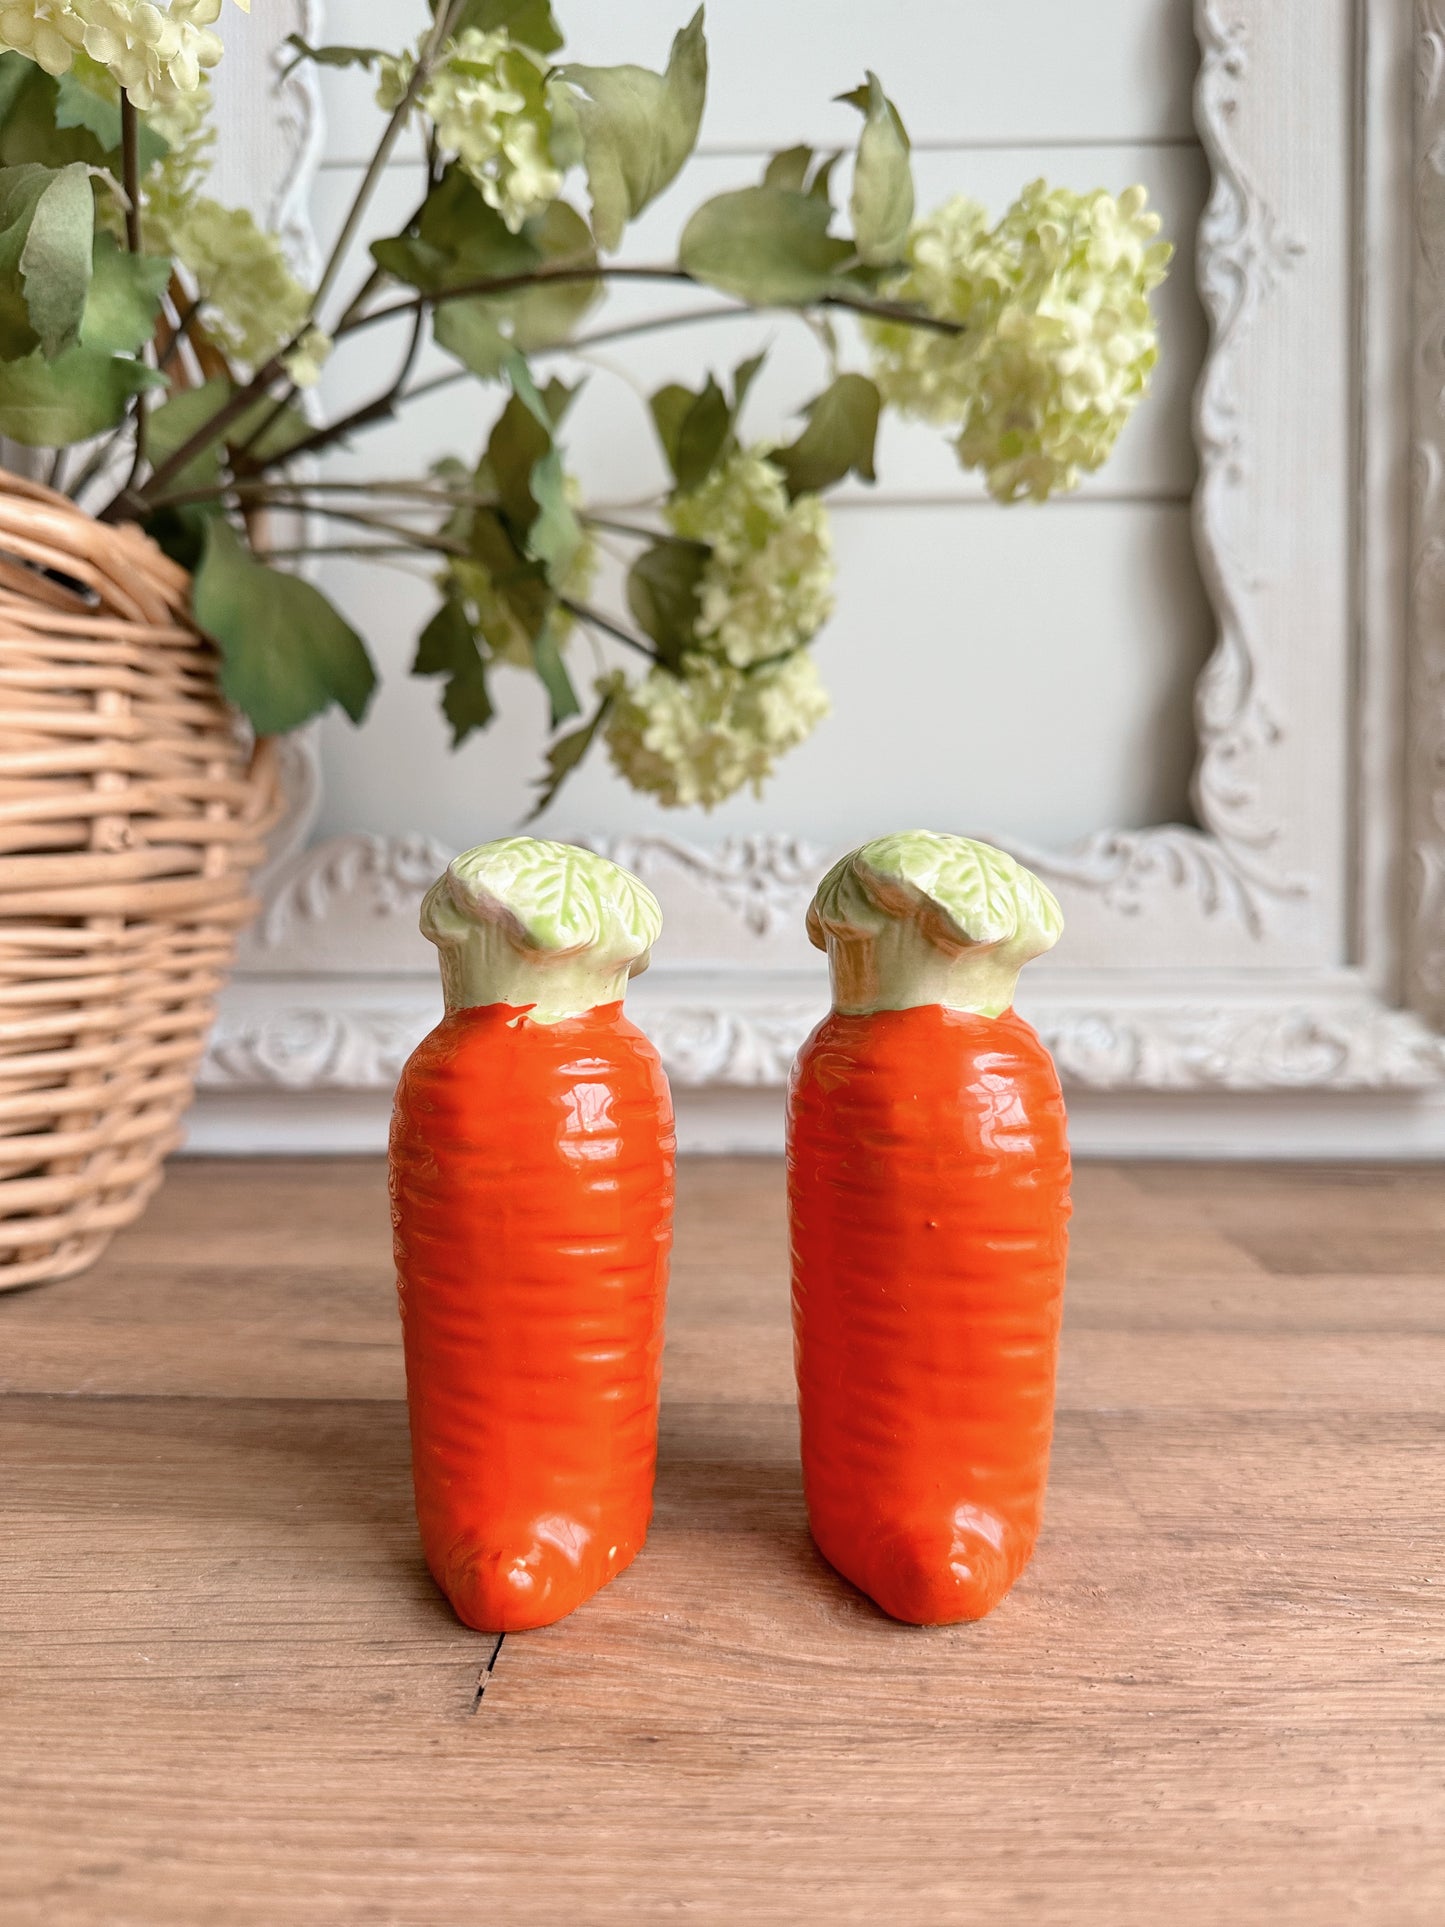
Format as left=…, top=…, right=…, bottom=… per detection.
left=389, top=837, right=674, bottom=1633
left=787, top=831, right=1071, bottom=1625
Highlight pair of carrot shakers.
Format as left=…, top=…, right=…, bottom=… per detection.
left=389, top=831, right=1071, bottom=1634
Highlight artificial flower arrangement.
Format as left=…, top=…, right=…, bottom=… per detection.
left=0, top=0, right=1172, bottom=813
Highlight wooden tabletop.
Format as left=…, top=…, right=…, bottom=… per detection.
left=3, top=1156, right=1443, bottom=1925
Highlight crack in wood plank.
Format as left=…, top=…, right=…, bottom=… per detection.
left=471, top=1633, right=504, bottom=1716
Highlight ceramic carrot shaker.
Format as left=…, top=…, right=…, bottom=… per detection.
left=389, top=837, right=675, bottom=1633
left=787, top=832, right=1071, bottom=1625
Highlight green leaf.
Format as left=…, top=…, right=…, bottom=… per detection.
left=141, top=503, right=214, bottom=575
left=0, top=52, right=31, bottom=126
left=193, top=519, right=377, bottom=735
left=772, top=372, right=881, bottom=496
left=0, top=58, right=164, bottom=172
left=0, top=172, right=45, bottom=359
left=671, top=374, right=730, bottom=492
left=445, top=0, right=564, bottom=56
left=560, top=8, right=707, bottom=251
left=53, top=73, right=167, bottom=171
left=19, top=161, right=93, bottom=358
left=505, top=202, right=599, bottom=351
left=233, top=393, right=313, bottom=466
left=809, top=152, right=841, bottom=206
left=731, top=350, right=765, bottom=417
left=648, top=357, right=761, bottom=491
left=649, top=384, right=693, bottom=479
left=431, top=198, right=598, bottom=374
left=761, top=146, right=839, bottom=204
left=414, top=595, right=473, bottom=677
left=0, top=61, right=108, bottom=169
left=531, top=613, right=581, bottom=727
left=279, top=36, right=385, bottom=79
left=145, top=377, right=229, bottom=493
left=539, top=375, right=582, bottom=425
left=147, top=377, right=311, bottom=495
left=80, top=232, right=169, bottom=355
left=0, top=342, right=158, bottom=444
left=528, top=684, right=617, bottom=820
left=461, top=507, right=554, bottom=646
left=371, top=167, right=538, bottom=295
left=762, top=145, right=813, bottom=193
left=679, top=185, right=851, bottom=304
left=432, top=301, right=507, bottom=378
left=441, top=662, right=496, bottom=745
left=526, top=449, right=581, bottom=576
left=0, top=161, right=95, bottom=360
left=413, top=594, right=495, bottom=746
left=843, top=72, right=913, bottom=266
left=486, top=390, right=549, bottom=531
left=626, top=538, right=707, bottom=671
left=834, top=79, right=903, bottom=130
left=499, top=350, right=583, bottom=576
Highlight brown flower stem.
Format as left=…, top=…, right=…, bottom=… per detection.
left=558, top=598, right=659, bottom=664
left=310, top=0, right=461, bottom=316
left=246, top=305, right=427, bottom=472
left=115, top=92, right=150, bottom=509
left=579, top=515, right=665, bottom=542
left=339, top=266, right=968, bottom=345
left=119, top=94, right=141, bottom=255
left=122, top=262, right=965, bottom=519
left=252, top=542, right=437, bottom=566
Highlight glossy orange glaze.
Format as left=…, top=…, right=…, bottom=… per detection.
left=787, top=1004, right=1071, bottom=1625
left=389, top=1001, right=675, bottom=1633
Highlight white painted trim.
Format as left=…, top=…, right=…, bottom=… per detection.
left=196, top=0, right=1445, bottom=1155
left=186, top=1082, right=1445, bottom=1161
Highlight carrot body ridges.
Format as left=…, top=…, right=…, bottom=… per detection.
left=787, top=1004, right=1071, bottom=1625
left=390, top=1001, right=675, bottom=1633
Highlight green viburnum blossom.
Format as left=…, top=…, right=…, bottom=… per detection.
left=117, top=75, right=317, bottom=372
left=868, top=181, right=1172, bottom=502
left=0, top=0, right=245, bottom=107
left=603, top=647, right=829, bottom=810
left=666, top=448, right=835, bottom=668
left=149, top=195, right=310, bottom=367
left=377, top=28, right=566, bottom=236
left=87, top=68, right=318, bottom=373
left=84, top=59, right=317, bottom=373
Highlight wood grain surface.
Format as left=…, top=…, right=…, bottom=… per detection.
left=2, top=1156, right=1443, bottom=1925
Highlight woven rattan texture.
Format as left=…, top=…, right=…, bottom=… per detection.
left=0, top=472, right=278, bottom=1290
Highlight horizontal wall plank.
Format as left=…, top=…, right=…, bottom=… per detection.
left=312, top=500, right=1211, bottom=849
left=308, top=143, right=1206, bottom=502
left=310, top=0, right=1197, bottom=161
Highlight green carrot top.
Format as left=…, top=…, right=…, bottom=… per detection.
left=807, top=830, right=1063, bottom=1018
left=421, top=837, right=662, bottom=1022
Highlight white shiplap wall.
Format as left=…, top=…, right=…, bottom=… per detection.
left=302, top=1, right=1208, bottom=853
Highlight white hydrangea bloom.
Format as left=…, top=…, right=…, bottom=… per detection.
left=869, top=182, right=1173, bottom=502
left=0, top=0, right=246, bottom=108
left=377, top=27, right=564, bottom=235
left=603, top=649, right=830, bottom=811
left=666, top=448, right=836, bottom=668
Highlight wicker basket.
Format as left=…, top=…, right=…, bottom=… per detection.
left=0, top=470, right=280, bottom=1291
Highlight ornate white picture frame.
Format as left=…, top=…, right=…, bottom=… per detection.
left=193, top=0, right=1445, bottom=1155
